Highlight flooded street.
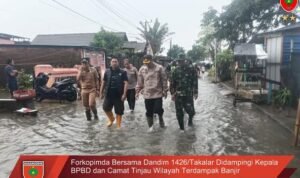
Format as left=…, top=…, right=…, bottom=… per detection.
left=1, top=79, right=300, bottom=177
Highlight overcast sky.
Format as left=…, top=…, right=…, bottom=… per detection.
left=0, top=0, right=231, bottom=54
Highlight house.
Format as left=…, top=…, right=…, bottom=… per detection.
left=253, top=23, right=300, bottom=98
left=0, top=44, right=105, bottom=88
left=0, top=32, right=150, bottom=87
left=31, top=32, right=128, bottom=46
left=0, top=33, right=30, bottom=45
left=32, top=32, right=150, bottom=68
left=121, top=41, right=154, bottom=68
left=122, top=41, right=147, bottom=54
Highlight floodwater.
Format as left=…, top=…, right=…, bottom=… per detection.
left=0, top=79, right=300, bottom=177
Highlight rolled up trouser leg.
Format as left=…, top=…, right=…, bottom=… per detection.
left=103, top=97, right=115, bottom=127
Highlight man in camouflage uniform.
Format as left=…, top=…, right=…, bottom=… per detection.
left=166, top=60, right=177, bottom=80
left=170, top=54, right=198, bottom=131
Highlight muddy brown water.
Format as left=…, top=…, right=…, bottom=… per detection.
left=0, top=79, right=299, bottom=177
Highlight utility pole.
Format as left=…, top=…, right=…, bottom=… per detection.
left=214, top=38, right=218, bottom=82
left=144, top=20, right=152, bottom=55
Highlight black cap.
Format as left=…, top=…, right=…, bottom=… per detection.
left=81, top=57, right=90, bottom=64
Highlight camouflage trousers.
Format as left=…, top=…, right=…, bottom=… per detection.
left=175, top=96, right=195, bottom=130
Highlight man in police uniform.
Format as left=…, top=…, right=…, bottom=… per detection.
left=170, top=54, right=198, bottom=132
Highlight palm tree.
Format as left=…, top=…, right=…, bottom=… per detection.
left=138, top=18, right=174, bottom=55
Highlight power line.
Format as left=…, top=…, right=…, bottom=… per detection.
left=114, top=0, right=149, bottom=20
left=46, top=0, right=141, bottom=38
left=88, top=0, right=128, bottom=30
left=95, top=0, right=138, bottom=29
left=50, top=0, right=118, bottom=31
left=106, top=0, right=145, bottom=22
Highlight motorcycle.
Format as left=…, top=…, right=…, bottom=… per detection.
left=35, top=73, right=77, bottom=102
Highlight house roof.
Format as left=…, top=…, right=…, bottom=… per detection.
left=122, top=41, right=146, bottom=53
left=0, top=33, right=29, bottom=40
left=257, top=22, right=300, bottom=37
left=32, top=32, right=128, bottom=47
left=0, top=44, right=104, bottom=51
left=234, top=43, right=268, bottom=59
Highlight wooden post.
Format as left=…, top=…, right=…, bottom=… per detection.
left=268, top=83, right=272, bottom=104
left=293, top=99, right=300, bottom=146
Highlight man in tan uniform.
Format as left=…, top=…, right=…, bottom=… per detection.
left=77, top=58, right=100, bottom=121
left=136, top=55, right=168, bottom=132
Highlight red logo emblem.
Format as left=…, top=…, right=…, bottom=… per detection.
left=23, top=161, right=44, bottom=178
left=280, top=0, right=299, bottom=12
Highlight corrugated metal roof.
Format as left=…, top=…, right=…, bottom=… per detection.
left=122, top=41, right=146, bottom=53
left=257, top=23, right=300, bottom=36
left=0, top=33, right=28, bottom=40
left=32, top=32, right=128, bottom=46
left=234, top=43, right=268, bottom=59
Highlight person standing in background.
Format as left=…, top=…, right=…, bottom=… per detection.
left=4, top=59, right=18, bottom=98
left=123, top=58, right=138, bottom=112
left=201, top=65, right=206, bottom=79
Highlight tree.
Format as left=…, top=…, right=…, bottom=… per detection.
left=167, top=44, right=185, bottom=59
left=92, top=28, right=125, bottom=55
left=216, top=49, right=234, bottom=81
left=198, top=7, right=221, bottom=61
left=206, top=0, right=289, bottom=49
left=187, top=45, right=207, bottom=62
left=138, top=18, right=174, bottom=55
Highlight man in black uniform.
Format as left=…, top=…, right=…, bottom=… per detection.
left=100, top=57, right=128, bottom=129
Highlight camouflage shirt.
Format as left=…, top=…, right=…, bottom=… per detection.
left=170, top=65, right=198, bottom=96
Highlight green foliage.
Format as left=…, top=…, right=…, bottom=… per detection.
left=196, top=7, right=221, bottom=61
left=187, top=45, right=207, bottom=62
left=216, top=50, right=234, bottom=81
left=138, top=18, right=174, bottom=55
left=18, top=69, right=33, bottom=89
left=273, top=88, right=292, bottom=108
left=167, top=44, right=185, bottom=59
left=200, top=0, right=290, bottom=50
left=92, top=28, right=125, bottom=55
